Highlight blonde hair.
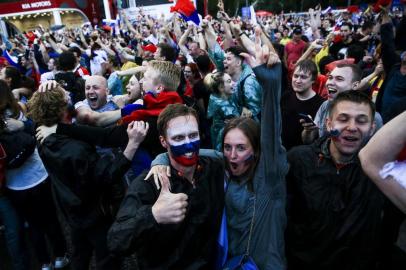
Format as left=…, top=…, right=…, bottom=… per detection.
left=149, top=60, right=181, bottom=91
left=27, top=85, right=68, bottom=126
left=203, top=71, right=225, bottom=95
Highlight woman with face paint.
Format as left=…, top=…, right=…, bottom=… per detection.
left=151, top=30, right=289, bottom=270
left=205, top=71, right=239, bottom=151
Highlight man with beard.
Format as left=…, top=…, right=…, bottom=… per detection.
left=107, top=104, right=224, bottom=269
left=286, top=90, right=385, bottom=270
left=281, top=60, right=325, bottom=150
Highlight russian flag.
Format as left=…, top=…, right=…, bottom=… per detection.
left=2, top=50, right=20, bottom=70
left=170, top=0, right=200, bottom=25
left=215, top=209, right=228, bottom=269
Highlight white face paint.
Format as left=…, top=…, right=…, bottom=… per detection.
left=165, top=115, right=200, bottom=147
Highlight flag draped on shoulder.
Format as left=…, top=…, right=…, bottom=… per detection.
left=170, top=0, right=200, bottom=25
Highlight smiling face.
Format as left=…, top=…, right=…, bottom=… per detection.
left=327, top=101, right=374, bottom=160
left=126, top=75, right=142, bottom=102
left=326, top=67, right=357, bottom=100
left=85, top=76, right=108, bottom=110
left=160, top=115, right=200, bottom=167
left=221, top=73, right=234, bottom=96
left=223, top=52, right=242, bottom=77
left=223, top=128, right=254, bottom=176
left=292, top=67, right=314, bottom=94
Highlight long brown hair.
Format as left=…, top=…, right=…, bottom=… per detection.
left=222, top=117, right=261, bottom=191
left=0, top=79, right=20, bottom=120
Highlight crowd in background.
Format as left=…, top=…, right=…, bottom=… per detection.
left=0, top=1, right=406, bottom=269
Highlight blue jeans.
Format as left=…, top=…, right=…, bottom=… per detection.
left=0, top=195, right=29, bottom=270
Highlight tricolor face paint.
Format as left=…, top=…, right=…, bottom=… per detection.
left=164, top=115, right=200, bottom=167
left=327, top=101, right=375, bottom=158
left=223, top=128, right=254, bottom=177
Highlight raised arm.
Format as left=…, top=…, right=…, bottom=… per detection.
left=241, top=28, right=289, bottom=184
left=75, top=106, right=121, bottom=127
left=359, top=111, right=406, bottom=214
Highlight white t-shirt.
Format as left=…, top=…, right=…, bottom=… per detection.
left=380, top=160, right=406, bottom=189
left=86, top=49, right=108, bottom=75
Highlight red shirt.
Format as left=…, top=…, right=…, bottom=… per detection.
left=285, top=40, right=307, bottom=66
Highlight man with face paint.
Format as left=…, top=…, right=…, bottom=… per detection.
left=107, top=104, right=225, bottom=269
left=302, top=64, right=383, bottom=144
left=286, top=91, right=385, bottom=270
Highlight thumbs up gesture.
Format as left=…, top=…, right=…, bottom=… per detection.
left=152, top=179, right=188, bottom=224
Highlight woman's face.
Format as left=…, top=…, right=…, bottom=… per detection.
left=223, top=128, right=254, bottom=176
left=221, top=73, right=234, bottom=96
left=184, top=66, right=193, bottom=81
left=126, top=75, right=142, bottom=101
left=48, top=58, right=55, bottom=71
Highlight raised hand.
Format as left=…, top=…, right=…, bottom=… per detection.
left=127, top=121, right=149, bottom=145
left=240, top=27, right=274, bottom=68
left=38, top=80, right=59, bottom=92
left=152, top=177, right=188, bottom=224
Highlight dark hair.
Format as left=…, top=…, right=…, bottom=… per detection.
left=3, top=66, right=21, bottom=90
left=295, top=60, right=318, bottom=81
left=222, top=117, right=261, bottom=189
left=185, top=63, right=201, bottom=80
left=157, top=43, right=177, bottom=63
left=225, top=46, right=247, bottom=62
left=0, top=80, right=20, bottom=119
left=361, top=21, right=374, bottom=31
left=157, top=104, right=198, bottom=138
left=335, top=63, right=362, bottom=82
left=347, top=45, right=364, bottom=64
left=328, top=90, right=375, bottom=120
left=318, top=55, right=335, bottom=75
left=195, top=54, right=213, bottom=74
left=176, top=55, right=187, bottom=68
left=68, top=46, right=82, bottom=58
left=57, top=51, right=76, bottom=71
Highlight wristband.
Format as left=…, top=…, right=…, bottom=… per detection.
left=238, top=32, right=246, bottom=37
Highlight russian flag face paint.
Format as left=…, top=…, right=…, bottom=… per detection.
left=170, top=140, right=200, bottom=166
left=165, top=115, right=200, bottom=167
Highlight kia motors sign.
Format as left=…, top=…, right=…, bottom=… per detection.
left=0, top=0, right=57, bottom=14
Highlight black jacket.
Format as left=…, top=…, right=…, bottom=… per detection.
left=107, top=156, right=225, bottom=270
left=286, top=136, right=385, bottom=270
left=39, top=134, right=131, bottom=229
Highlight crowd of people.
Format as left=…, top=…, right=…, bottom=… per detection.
left=0, top=1, right=405, bottom=269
